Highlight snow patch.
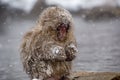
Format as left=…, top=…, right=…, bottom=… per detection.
left=46, top=65, right=53, bottom=76
left=32, top=79, right=39, bottom=80
left=32, top=78, right=43, bottom=80
left=68, top=43, right=78, bottom=53
left=52, top=46, right=62, bottom=54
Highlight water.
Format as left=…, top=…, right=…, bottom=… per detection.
left=73, top=17, right=120, bottom=72
left=0, top=16, right=120, bottom=80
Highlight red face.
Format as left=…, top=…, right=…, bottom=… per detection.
left=57, top=23, right=69, bottom=41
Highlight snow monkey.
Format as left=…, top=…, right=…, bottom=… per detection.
left=20, top=6, right=78, bottom=80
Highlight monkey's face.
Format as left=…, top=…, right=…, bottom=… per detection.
left=57, top=23, right=69, bottom=41
left=38, top=7, right=73, bottom=41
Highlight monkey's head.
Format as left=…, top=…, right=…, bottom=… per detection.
left=37, top=6, right=74, bottom=42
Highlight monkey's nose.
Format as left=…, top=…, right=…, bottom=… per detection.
left=61, top=23, right=69, bottom=30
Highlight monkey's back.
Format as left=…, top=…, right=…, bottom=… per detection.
left=20, top=27, right=72, bottom=79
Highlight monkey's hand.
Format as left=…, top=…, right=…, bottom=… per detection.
left=40, top=43, right=67, bottom=61
left=65, top=43, right=78, bottom=61
left=51, top=46, right=67, bottom=61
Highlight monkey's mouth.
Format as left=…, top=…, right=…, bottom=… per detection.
left=57, top=23, right=69, bottom=41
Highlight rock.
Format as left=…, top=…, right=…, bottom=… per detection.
left=72, top=72, right=120, bottom=80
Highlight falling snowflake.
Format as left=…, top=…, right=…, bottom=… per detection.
left=32, top=78, right=39, bottom=80
left=0, top=44, right=3, bottom=49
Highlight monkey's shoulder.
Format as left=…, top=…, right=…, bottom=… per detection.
left=21, top=27, right=42, bottom=46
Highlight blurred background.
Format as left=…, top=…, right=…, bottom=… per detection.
left=0, top=0, right=120, bottom=80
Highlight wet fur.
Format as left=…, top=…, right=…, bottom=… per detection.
left=20, top=7, right=77, bottom=80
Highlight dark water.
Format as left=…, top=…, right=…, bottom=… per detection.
left=0, top=16, right=120, bottom=80
left=73, top=17, right=120, bottom=72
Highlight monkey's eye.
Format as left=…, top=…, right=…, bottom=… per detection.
left=57, top=23, right=69, bottom=31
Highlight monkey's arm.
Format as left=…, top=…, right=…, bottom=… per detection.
left=36, top=43, right=67, bottom=61
left=65, top=42, right=78, bottom=61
